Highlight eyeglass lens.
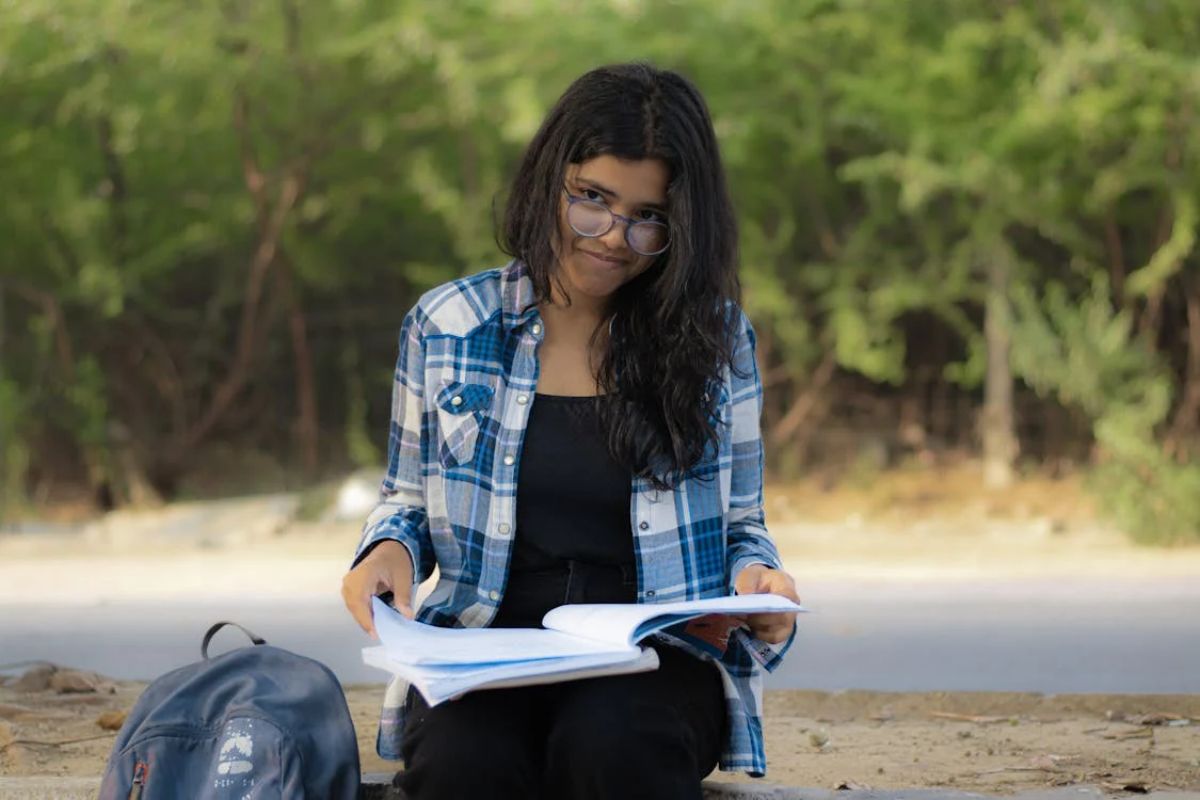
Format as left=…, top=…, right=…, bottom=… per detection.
left=568, top=200, right=669, bottom=256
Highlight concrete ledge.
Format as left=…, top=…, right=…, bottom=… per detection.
left=359, top=775, right=833, bottom=799
left=2, top=776, right=1197, bottom=800
left=362, top=774, right=800, bottom=798
left=359, top=775, right=1200, bottom=800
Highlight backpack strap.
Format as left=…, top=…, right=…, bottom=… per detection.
left=201, top=621, right=268, bottom=660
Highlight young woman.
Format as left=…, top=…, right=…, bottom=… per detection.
left=341, top=62, right=800, bottom=799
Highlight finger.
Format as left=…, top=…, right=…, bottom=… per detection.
left=758, top=626, right=791, bottom=644
left=342, top=578, right=377, bottom=637
left=741, top=566, right=788, bottom=596
left=748, top=568, right=771, bottom=594
left=734, top=564, right=768, bottom=595
left=750, top=619, right=794, bottom=644
left=391, top=592, right=415, bottom=620
left=386, top=571, right=416, bottom=619
left=746, top=611, right=790, bottom=627
left=769, top=583, right=801, bottom=604
left=748, top=612, right=798, bottom=642
left=759, top=573, right=801, bottom=604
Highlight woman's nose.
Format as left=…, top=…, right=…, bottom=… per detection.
left=598, top=215, right=630, bottom=252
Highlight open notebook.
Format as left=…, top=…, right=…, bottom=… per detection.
left=362, top=593, right=805, bottom=705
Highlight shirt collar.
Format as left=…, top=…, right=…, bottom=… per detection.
left=500, top=259, right=541, bottom=331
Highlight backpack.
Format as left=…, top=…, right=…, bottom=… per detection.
left=98, top=622, right=361, bottom=799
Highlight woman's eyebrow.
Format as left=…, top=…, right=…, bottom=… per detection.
left=575, top=177, right=666, bottom=212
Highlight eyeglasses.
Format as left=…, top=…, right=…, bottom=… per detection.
left=563, top=191, right=671, bottom=256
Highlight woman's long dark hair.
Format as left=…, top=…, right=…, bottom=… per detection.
left=500, top=63, right=740, bottom=491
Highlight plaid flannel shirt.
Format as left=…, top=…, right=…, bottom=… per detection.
left=354, top=259, right=795, bottom=776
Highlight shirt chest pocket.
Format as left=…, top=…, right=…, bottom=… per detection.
left=434, top=380, right=494, bottom=469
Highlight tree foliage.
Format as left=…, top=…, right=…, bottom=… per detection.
left=1, top=0, right=1198, bottom=542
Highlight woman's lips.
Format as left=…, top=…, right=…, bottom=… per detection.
left=580, top=249, right=626, bottom=268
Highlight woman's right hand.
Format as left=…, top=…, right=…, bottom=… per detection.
left=341, top=540, right=416, bottom=638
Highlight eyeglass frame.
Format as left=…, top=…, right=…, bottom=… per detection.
left=562, top=190, right=671, bottom=257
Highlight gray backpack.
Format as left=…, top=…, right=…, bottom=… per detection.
left=99, top=622, right=360, bottom=799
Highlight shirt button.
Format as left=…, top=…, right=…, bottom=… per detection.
left=497, top=523, right=511, bottom=535
left=489, top=590, right=500, bottom=602
left=645, top=590, right=656, bottom=598
left=503, top=454, right=515, bottom=466
left=450, top=395, right=463, bottom=407
left=531, top=323, right=542, bottom=335
left=639, top=521, right=650, bottom=530
left=516, top=394, right=528, bottom=405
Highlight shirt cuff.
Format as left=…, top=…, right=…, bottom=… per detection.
left=743, top=618, right=798, bottom=671
left=351, top=526, right=421, bottom=578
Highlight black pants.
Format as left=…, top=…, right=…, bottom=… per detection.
left=394, top=562, right=727, bottom=800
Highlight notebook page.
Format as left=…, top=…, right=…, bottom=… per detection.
left=371, top=596, right=633, bottom=666
left=362, top=645, right=658, bottom=706
left=541, top=593, right=805, bottom=647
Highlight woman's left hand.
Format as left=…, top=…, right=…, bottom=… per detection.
left=733, top=564, right=801, bottom=644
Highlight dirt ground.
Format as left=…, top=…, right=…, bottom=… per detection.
left=2, top=468, right=1199, bottom=792
left=1, top=670, right=1197, bottom=793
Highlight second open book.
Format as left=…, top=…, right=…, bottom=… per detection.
left=362, top=593, right=805, bottom=705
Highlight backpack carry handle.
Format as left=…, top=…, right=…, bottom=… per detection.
left=201, top=622, right=267, bottom=660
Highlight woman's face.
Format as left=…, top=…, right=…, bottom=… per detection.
left=554, top=154, right=669, bottom=306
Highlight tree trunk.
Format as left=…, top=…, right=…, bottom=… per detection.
left=1166, top=277, right=1200, bottom=460
left=767, top=350, right=837, bottom=448
left=981, top=255, right=1018, bottom=488
left=276, top=255, right=319, bottom=474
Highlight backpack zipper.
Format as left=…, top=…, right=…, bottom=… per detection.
left=128, top=761, right=148, bottom=800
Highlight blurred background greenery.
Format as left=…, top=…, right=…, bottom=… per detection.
left=1, top=0, right=1197, bottom=544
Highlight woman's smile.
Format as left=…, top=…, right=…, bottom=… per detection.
left=579, top=248, right=628, bottom=269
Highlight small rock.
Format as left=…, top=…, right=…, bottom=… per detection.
left=49, top=669, right=100, bottom=694
left=0, top=703, right=35, bottom=720
left=97, top=710, right=128, bottom=731
left=809, top=731, right=830, bottom=749
left=1102, top=781, right=1149, bottom=794
left=835, top=780, right=871, bottom=791
left=1127, top=712, right=1185, bottom=726
left=11, top=664, right=56, bottom=692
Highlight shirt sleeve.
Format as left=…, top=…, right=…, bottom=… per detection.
left=351, top=307, right=436, bottom=583
left=725, top=308, right=785, bottom=589
left=724, top=309, right=797, bottom=668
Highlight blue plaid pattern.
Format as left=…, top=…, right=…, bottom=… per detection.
left=355, top=260, right=795, bottom=776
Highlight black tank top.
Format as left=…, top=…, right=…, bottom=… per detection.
left=511, top=393, right=634, bottom=568
left=492, top=393, right=636, bottom=628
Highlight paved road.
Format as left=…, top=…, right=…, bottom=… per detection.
left=2, top=577, right=1198, bottom=693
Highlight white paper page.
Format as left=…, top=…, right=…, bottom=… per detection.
left=371, top=596, right=634, bottom=666
left=541, top=593, right=806, bottom=647
left=362, top=645, right=658, bottom=706
left=458, top=647, right=659, bottom=698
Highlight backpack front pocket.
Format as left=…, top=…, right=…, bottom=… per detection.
left=100, top=717, right=292, bottom=800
